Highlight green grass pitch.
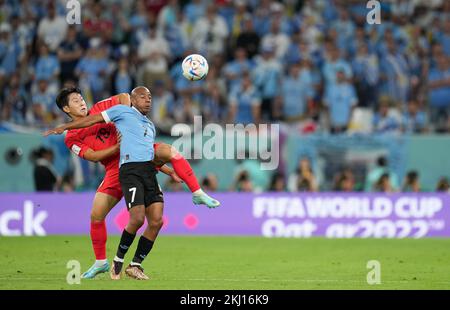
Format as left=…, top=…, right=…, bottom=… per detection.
left=1, top=236, right=449, bottom=290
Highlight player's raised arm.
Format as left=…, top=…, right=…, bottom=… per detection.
left=117, top=93, right=131, bottom=106
left=44, top=113, right=105, bottom=136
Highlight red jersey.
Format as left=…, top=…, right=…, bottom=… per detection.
left=64, top=96, right=120, bottom=172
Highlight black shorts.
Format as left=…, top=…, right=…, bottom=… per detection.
left=119, top=161, right=164, bottom=210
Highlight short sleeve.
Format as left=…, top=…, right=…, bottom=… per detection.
left=65, top=132, right=90, bottom=159
left=101, top=104, right=128, bottom=124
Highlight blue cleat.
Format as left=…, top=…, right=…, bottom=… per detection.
left=81, top=261, right=110, bottom=279
left=192, top=191, right=220, bottom=208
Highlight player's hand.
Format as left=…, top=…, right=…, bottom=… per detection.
left=170, top=172, right=183, bottom=183
left=43, top=126, right=66, bottom=136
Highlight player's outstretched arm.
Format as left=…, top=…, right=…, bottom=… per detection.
left=43, top=113, right=105, bottom=136
left=83, top=145, right=120, bottom=163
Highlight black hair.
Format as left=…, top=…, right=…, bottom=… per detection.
left=202, top=177, right=211, bottom=188
left=31, top=146, right=53, bottom=161
left=269, top=172, right=285, bottom=190
left=406, top=171, right=419, bottom=183
left=238, top=170, right=249, bottom=182
left=436, top=177, right=449, bottom=192
left=56, top=87, right=82, bottom=113
left=376, top=156, right=387, bottom=167
left=377, top=173, right=390, bottom=184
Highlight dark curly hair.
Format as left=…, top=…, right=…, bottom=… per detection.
left=55, top=87, right=82, bottom=113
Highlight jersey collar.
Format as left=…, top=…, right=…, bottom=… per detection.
left=131, top=106, right=144, bottom=116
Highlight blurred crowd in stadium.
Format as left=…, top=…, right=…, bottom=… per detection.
left=0, top=0, right=449, bottom=133
left=0, top=0, right=449, bottom=193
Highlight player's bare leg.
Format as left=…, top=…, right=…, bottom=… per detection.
left=82, top=192, right=118, bottom=279
left=125, top=202, right=164, bottom=280
left=154, top=143, right=220, bottom=208
left=110, top=204, right=146, bottom=280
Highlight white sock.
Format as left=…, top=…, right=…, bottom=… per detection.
left=113, top=256, right=124, bottom=263
left=130, top=262, right=141, bottom=267
left=193, top=189, right=204, bottom=196
left=94, top=259, right=107, bottom=267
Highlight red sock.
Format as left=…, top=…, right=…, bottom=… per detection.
left=90, top=221, right=107, bottom=260
left=171, top=153, right=201, bottom=192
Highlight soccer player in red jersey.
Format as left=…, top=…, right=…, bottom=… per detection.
left=54, top=87, right=220, bottom=278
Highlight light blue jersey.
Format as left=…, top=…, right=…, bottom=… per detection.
left=101, top=105, right=156, bottom=166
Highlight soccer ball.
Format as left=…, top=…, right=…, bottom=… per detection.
left=182, top=54, right=209, bottom=81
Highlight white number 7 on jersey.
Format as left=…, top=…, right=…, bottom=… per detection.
left=129, top=187, right=137, bottom=203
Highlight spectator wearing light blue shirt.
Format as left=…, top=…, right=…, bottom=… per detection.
left=428, top=53, right=450, bottom=132
left=161, top=10, right=188, bottom=61
left=111, top=57, right=134, bottom=95
left=346, top=27, right=375, bottom=58
left=252, top=44, right=282, bottom=121
left=0, top=23, right=22, bottom=78
left=373, top=99, right=401, bottom=135
left=322, top=46, right=352, bottom=87
left=322, top=0, right=339, bottom=22
left=379, top=39, right=410, bottom=105
left=127, top=0, right=149, bottom=46
left=1, top=73, right=29, bottom=125
left=10, top=14, right=33, bottom=54
left=223, top=48, right=254, bottom=93
left=324, top=69, right=358, bottom=133
left=32, top=78, right=57, bottom=124
left=269, top=2, right=295, bottom=35
left=261, top=19, right=291, bottom=61
left=402, top=100, right=428, bottom=134
left=331, top=9, right=355, bottom=53
left=432, top=19, right=450, bottom=57
left=285, top=33, right=304, bottom=64
left=252, top=3, right=272, bottom=38
left=352, top=42, right=379, bottom=107
left=229, top=72, right=261, bottom=125
left=173, top=69, right=205, bottom=106
left=35, top=44, right=60, bottom=82
left=75, top=42, right=109, bottom=103
left=281, top=61, right=313, bottom=122
left=183, top=0, right=205, bottom=26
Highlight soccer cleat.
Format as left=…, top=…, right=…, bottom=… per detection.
left=81, top=261, right=110, bottom=279
left=110, top=260, right=123, bottom=280
left=192, top=192, right=220, bottom=208
left=125, top=264, right=149, bottom=280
